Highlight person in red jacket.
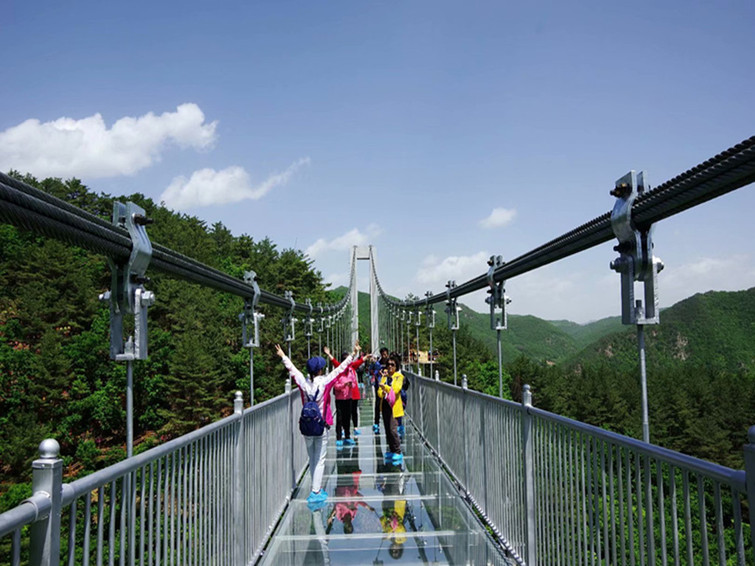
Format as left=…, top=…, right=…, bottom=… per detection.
left=324, top=345, right=365, bottom=447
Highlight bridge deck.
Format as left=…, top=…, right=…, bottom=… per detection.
left=258, top=398, right=512, bottom=565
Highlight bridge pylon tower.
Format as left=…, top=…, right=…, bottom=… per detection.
left=352, top=245, right=379, bottom=354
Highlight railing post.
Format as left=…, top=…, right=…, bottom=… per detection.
left=522, top=385, right=537, bottom=566
left=232, top=392, right=244, bottom=566
left=462, top=375, right=470, bottom=494
left=286, top=379, right=296, bottom=490
left=29, top=439, right=63, bottom=566
left=744, top=426, right=755, bottom=560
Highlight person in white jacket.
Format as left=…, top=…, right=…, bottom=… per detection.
left=275, top=342, right=361, bottom=505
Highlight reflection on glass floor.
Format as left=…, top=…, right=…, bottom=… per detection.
left=257, top=399, right=513, bottom=565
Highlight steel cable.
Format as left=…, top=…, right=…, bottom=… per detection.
left=380, top=136, right=755, bottom=308
left=0, top=172, right=349, bottom=314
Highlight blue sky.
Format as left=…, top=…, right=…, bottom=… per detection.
left=2, top=1, right=753, bottom=323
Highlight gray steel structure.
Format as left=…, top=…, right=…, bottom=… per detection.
left=404, top=374, right=755, bottom=566
left=0, top=391, right=310, bottom=566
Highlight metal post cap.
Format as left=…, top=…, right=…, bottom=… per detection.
left=39, top=438, right=60, bottom=459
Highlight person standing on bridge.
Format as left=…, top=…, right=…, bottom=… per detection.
left=371, top=348, right=391, bottom=433
left=378, top=354, right=404, bottom=464
left=275, top=342, right=360, bottom=505
left=323, top=345, right=364, bottom=447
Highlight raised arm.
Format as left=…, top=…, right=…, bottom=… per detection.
left=274, top=343, right=306, bottom=389
left=321, top=342, right=361, bottom=387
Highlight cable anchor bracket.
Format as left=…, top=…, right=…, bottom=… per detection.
left=100, top=201, right=155, bottom=361
left=425, top=291, right=435, bottom=329
left=281, top=291, right=297, bottom=343
left=485, top=254, right=511, bottom=330
left=239, top=271, right=264, bottom=348
left=609, top=171, right=664, bottom=325
left=445, top=280, right=460, bottom=331
left=304, top=298, right=314, bottom=339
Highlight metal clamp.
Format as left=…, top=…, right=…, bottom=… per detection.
left=100, top=201, right=155, bottom=360
left=485, top=255, right=511, bottom=330
left=425, top=291, right=435, bottom=329
left=281, top=291, right=297, bottom=342
left=316, top=303, right=325, bottom=334
left=445, top=280, right=460, bottom=331
left=610, top=171, right=664, bottom=325
left=304, top=298, right=314, bottom=338
left=239, top=271, right=264, bottom=348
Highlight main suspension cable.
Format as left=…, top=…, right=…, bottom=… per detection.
left=378, top=135, right=755, bottom=308
left=0, top=172, right=350, bottom=314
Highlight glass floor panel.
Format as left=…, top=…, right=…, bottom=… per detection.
left=258, top=398, right=514, bottom=565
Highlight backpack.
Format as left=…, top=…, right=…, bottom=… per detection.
left=402, top=374, right=411, bottom=391
left=299, top=390, right=326, bottom=436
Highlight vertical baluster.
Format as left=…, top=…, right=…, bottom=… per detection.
left=636, top=452, right=644, bottom=566
left=731, top=487, right=746, bottom=566
left=657, top=461, right=667, bottom=566
left=83, top=492, right=92, bottom=566
left=601, top=442, right=609, bottom=566
left=669, top=467, right=679, bottom=566
left=682, top=470, right=693, bottom=565
left=618, top=446, right=625, bottom=566
left=68, top=498, right=78, bottom=566
left=627, top=450, right=634, bottom=566
left=715, top=482, right=725, bottom=565
left=698, top=476, right=710, bottom=565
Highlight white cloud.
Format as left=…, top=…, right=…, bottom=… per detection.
left=0, top=103, right=217, bottom=179
left=306, top=225, right=382, bottom=259
left=660, top=254, right=755, bottom=305
left=479, top=207, right=516, bottom=229
left=160, top=157, right=310, bottom=209
left=414, top=251, right=490, bottom=287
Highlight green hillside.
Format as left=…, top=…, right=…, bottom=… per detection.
left=567, top=288, right=755, bottom=373
left=550, top=316, right=624, bottom=350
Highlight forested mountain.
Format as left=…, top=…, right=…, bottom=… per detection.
left=0, top=173, right=335, bottom=508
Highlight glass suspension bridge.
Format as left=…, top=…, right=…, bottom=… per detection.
left=1, top=136, right=755, bottom=565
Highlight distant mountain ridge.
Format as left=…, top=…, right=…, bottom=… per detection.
left=334, top=286, right=755, bottom=370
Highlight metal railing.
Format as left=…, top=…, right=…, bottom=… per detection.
left=405, top=372, right=755, bottom=565
left=0, top=389, right=308, bottom=566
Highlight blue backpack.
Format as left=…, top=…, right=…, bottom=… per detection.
left=299, top=390, right=326, bottom=436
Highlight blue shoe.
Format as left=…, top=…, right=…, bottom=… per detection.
left=354, top=428, right=361, bottom=435
left=392, top=453, right=404, bottom=464
left=336, top=440, right=344, bottom=448
left=307, top=490, right=328, bottom=504
left=344, top=438, right=356, bottom=446
left=372, top=424, right=380, bottom=434
left=397, top=425, right=405, bottom=434
left=384, top=451, right=395, bottom=460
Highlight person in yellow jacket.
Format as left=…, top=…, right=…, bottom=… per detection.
left=380, top=498, right=407, bottom=559
left=377, top=354, right=404, bottom=464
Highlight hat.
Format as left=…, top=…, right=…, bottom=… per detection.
left=306, top=356, right=327, bottom=376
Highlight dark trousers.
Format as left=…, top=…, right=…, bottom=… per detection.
left=335, top=399, right=352, bottom=440
left=350, top=398, right=359, bottom=429
left=381, top=401, right=401, bottom=454
left=373, top=393, right=381, bottom=425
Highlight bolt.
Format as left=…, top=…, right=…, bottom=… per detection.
left=133, top=214, right=154, bottom=226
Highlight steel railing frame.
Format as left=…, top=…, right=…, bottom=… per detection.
left=0, top=390, right=309, bottom=566
left=405, top=372, right=755, bottom=566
